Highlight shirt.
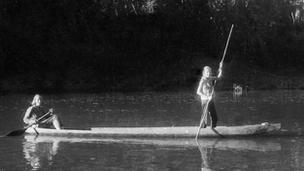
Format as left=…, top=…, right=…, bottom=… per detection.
left=28, top=106, right=48, bottom=119
left=198, top=77, right=216, bottom=100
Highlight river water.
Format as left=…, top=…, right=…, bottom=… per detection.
left=0, top=90, right=303, bottom=170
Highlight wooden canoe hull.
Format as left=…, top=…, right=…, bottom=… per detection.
left=25, top=123, right=281, bottom=138
left=24, top=135, right=281, bottom=152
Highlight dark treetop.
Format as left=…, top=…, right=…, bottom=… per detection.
left=0, top=0, right=303, bottom=93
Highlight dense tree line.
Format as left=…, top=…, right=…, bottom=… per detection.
left=0, top=0, right=303, bottom=92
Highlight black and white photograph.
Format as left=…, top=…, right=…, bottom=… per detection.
left=0, top=0, right=303, bottom=170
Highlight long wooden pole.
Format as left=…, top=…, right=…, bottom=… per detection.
left=220, top=24, right=234, bottom=66
left=195, top=24, right=234, bottom=140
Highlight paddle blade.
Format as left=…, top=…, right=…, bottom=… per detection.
left=6, top=128, right=26, bottom=136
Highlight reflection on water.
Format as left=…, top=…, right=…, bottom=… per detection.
left=195, top=137, right=284, bottom=171
left=23, top=136, right=59, bottom=171
left=21, top=135, right=284, bottom=170
left=0, top=134, right=300, bottom=170
left=197, top=141, right=213, bottom=171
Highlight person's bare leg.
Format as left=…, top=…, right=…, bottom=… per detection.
left=52, top=115, right=61, bottom=130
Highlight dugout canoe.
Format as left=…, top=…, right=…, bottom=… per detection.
left=24, top=135, right=281, bottom=152
left=25, top=122, right=281, bottom=138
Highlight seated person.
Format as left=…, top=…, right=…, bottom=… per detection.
left=23, top=94, right=61, bottom=130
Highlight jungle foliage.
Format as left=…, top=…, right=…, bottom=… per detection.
left=0, top=0, right=303, bottom=92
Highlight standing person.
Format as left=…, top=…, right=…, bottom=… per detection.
left=23, top=94, right=61, bottom=130
left=196, top=65, right=222, bottom=128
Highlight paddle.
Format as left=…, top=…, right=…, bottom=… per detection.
left=195, top=24, right=234, bottom=139
left=6, top=110, right=52, bottom=136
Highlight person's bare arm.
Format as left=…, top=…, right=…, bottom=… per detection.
left=23, top=106, right=35, bottom=124
left=217, top=62, right=223, bottom=78
left=197, top=78, right=203, bottom=96
left=208, top=68, right=222, bottom=81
